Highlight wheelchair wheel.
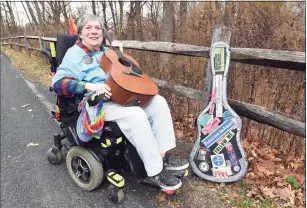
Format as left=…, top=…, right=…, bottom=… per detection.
left=108, top=185, right=125, bottom=203
left=66, top=146, right=103, bottom=191
left=46, top=148, right=63, bottom=165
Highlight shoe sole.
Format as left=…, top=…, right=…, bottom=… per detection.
left=159, top=180, right=182, bottom=191
left=165, top=163, right=189, bottom=171
left=143, top=177, right=182, bottom=191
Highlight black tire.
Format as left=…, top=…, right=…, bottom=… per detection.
left=108, top=185, right=125, bottom=203
left=46, top=148, right=63, bottom=165
left=66, top=146, right=103, bottom=191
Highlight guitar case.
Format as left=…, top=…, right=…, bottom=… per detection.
left=190, top=42, right=248, bottom=182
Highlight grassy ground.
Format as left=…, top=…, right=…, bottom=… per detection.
left=1, top=46, right=52, bottom=87
left=2, top=47, right=302, bottom=208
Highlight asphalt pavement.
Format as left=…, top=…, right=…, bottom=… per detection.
left=0, top=52, right=162, bottom=208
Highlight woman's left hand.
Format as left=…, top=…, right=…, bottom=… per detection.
left=111, top=40, right=123, bottom=52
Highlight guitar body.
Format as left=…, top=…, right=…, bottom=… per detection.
left=100, top=49, right=158, bottom=107
left=190, top=42, right=248, bottom=182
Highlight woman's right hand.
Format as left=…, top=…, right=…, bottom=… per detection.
left=85, top=83, right=112, bottom=99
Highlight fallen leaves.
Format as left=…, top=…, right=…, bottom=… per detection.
left=243, top=141, right=305, bottom=207
left=21, top=104, right=30, bottom=108
left=27, top=142, right=39, bottom=147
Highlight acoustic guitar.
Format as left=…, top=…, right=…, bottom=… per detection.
left=190, top=42, right=248, bottom=182
left=99, top=29, right=158, bottom=107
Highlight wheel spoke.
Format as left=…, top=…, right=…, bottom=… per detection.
left=76, top=171, right=81, bottom=178
left=72, top=159, right=79, bottom=169
left=80, top=172, right=89, bottom=181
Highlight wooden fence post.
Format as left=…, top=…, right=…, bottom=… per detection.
left=17, top=37, right=22, bottom=52
left=202, top=25, right=231, bottom=109
left=39, top=35, right=48, bottom=63
left=24, top=36, right=31, bottom=56
left=9, top=38, right=12, bottom=49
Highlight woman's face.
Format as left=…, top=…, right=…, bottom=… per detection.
left=80, top=19, right=103, bottom=51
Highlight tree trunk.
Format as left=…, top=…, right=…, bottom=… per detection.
left=179, top=1, right=187, bottom=42
left=25, top=1, right=39, bottom=26
left=21, top=2, right=34, bottom=29
left=118, top=0, right=124, bottom=38
left=135, top=1, right=143, bottom=41
left=128, top=2, right=135, bottom=40
left=6, top=1, right=17, bottom=33
left=109, top=1, right=118, bottom=35
left=0, top=12, right=10, bottom=37
left=101, top=1, right=109, bottom=30
left=40, top=2, right=46, bottom=23
left=91, top=0, right=97, bottom=15
left=33, top=1, right=44, bottom=33
left=159, top=1, right=174, bottom=80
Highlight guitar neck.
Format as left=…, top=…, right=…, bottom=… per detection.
left=103, top=27, right=125, bottom=59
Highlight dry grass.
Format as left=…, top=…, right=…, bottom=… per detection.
left=2, top=47, right=52, bottom=87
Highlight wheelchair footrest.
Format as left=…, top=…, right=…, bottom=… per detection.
left=106, top=170, right=125, bottom=188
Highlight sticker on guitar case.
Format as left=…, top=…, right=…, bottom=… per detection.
left=212, top=166, right=232, bottom=178
left=213, top=47, right=225, bottom=72
left=215, top=75, right=223, bottom=117
left=213, top=131, right=235, bottom=154
left=226, top=143, right=241, bottom=172
left=209, top=102, right=215, bottom=115
left=197, top=148, right=209, bottom=161
left=211, top=154, right=226, bottom=167
left=199, top=162, right=209, bottom=172
left=223, top=110, right=233, bottom=120
left=201, top=119, right=235, bottom=148
left=199, top=113, right=213, bottom=126
left=201, top=117, right=221, bottom=136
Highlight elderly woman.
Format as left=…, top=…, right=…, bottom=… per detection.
left=52, top=14, right=188, bottom=191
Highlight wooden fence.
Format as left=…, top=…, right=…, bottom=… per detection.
left=1, top=26, right=305, bottom=138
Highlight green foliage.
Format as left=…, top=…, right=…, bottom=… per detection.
left=285, top=175, right=300, bottom=189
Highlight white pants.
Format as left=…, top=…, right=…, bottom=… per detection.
left=103, top=95, right=176, bottom=176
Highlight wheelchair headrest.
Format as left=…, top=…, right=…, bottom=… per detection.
left=56, top=34, right=78, bottom=66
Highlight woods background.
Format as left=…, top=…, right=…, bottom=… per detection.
left=1, top=1, right=305, bottom=156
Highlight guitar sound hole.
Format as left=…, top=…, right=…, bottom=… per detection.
left=118, top=57, right=132, bottom=67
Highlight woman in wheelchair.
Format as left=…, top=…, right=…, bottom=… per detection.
left=52, top=14, right=189, bottom=191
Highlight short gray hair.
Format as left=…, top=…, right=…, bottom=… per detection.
left=77, top=14, right=104, bottom=34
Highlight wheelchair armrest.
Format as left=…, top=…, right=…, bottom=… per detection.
left=41, top=48, right=52, bottom=63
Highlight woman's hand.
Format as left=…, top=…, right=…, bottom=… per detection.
left=85, top=83, right=112, bottom=99
left=111, top=40, right=123, bottom=52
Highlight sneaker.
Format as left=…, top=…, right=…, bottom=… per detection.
left=163, top=153, right=189, bottom=171
left=148, top=169, right=182, bottom=190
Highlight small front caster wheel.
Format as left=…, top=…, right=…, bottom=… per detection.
left=46, top=148, right=63, bottom=165
left=108, top=185, right=125, bottom=203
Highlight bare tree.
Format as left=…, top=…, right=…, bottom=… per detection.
left=127, top=2, right=136, bottom=40
left=91, top=0, right=97, bottom=15
left=101, top=1, right=109, bottom=30
left=118, top=0, right=124, bottom=38
left=159, top=1, right=175, bottom=79
left=0, top=10, right=10, bottom=37
left=33, top=1, right=44, bottom=32
left=21, top=2, right=34, bottom=29
left=179, top=1, right=187, bottom=42
left=109, top=1, right=118, bottom=35
left=40, top=2, right=46, bottom=23
left=135, top=1, right=143, bottom=41
left=145, top=1, right=162, bottom=40
left=25, top=1, right=39, bottom=26
left=5, top=1, right=17, bottom=33
left=160, top=2, right=174, bottom=43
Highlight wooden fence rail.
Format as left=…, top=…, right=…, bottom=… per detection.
left=1, top=29, right=305, bottom=137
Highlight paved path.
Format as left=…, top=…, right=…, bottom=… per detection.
left=0, top=53, right=161, bottom=208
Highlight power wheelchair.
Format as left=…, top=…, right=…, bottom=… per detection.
left=44, top=34, right=188, bottom=203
